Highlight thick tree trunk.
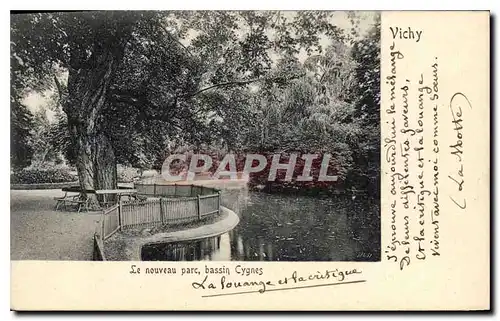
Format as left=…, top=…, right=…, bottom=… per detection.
left=65, top=47, right=121, bottom=209
left=70, top=124, right=117, bottom=208
left=93, top=131, right=118, bottom=204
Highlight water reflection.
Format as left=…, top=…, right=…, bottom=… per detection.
left=142, top=234, right=231, bottom=261
left=141, top=188, right=380, bottom=262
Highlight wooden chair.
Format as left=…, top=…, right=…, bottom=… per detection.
left=54, top=192, right=79, bottom=211
left=54, top=192, right=90, bottom=213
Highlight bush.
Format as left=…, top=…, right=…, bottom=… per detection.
left=117, top=165, right=141, bottom=183
left=11, top=168, right=78, bottom=184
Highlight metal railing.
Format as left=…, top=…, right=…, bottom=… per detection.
left=96, top=184, right=221, bottom=241
left=134, top=183, right=220, bottom=197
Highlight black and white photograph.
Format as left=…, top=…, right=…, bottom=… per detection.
left=10, top=10, right=381, bottom=262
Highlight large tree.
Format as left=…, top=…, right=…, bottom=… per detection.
left=11, top=12, right=150, bottom=206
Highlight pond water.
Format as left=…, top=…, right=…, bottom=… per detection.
left=141, top=188, right=380, bottom=262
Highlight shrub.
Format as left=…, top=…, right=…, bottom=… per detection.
left=11, top=168, right=78, bottom=184
left=117, top=165, right=141, bottom=183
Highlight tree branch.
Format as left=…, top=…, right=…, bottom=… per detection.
left=108, top=92, right=143, bottom=107
left=53, top=75, right=64, bottom=101
left=186, top=78, right=263, bottom=97
left=53, top=74, right=68, bottom=112
left=186, top=73, right=304, bottom=98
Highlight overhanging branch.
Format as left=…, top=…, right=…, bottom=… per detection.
left=186, top=74, right=304, bottom=98
left=185, top=78, right=263, bottom=97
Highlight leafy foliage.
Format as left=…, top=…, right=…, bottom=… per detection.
left=347, top=15, right=381, bottom=195
left=11, top=11, right=380, bottom=195
left=10, top=100, right=33, bottom=169
left=27, top=107, right=63, bottom=166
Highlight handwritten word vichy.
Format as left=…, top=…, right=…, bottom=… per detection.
left=390, top=27, right=423, bottom=43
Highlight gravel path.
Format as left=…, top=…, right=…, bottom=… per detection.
left=11, top=189, right=101, bottom=260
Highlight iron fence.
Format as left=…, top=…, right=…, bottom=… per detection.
left=97, top=184, right=222, bottom=237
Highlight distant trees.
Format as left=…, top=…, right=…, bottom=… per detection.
left=235, top=19, right=380, bottom=193
left=348, top=15, right=381, bottom=195
left=10, top=100, right=33, bottom=170
left=11, top=43, right=35, bottom=170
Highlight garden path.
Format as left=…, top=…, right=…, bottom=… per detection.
left=11, top=189, right=99, bottom=260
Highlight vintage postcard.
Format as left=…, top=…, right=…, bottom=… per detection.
left=10, top=10, right=489, bottom=310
